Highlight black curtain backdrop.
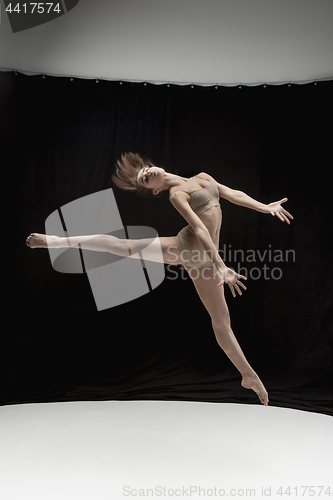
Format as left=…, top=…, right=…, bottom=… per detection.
left=4, top=72, right=332, bottom=415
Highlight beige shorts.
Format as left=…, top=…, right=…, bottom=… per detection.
left=175, top=225, right=218, bottom=269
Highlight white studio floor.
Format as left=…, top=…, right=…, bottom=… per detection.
left=0, top=400, right=332, bottom=500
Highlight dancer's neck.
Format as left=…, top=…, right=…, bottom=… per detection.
left=161, top=172, right=189, bottom=192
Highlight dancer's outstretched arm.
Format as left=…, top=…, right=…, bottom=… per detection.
left=201, top=172, right=294, bottom=223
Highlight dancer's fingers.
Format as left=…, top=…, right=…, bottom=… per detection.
left=282, top=213, right=291, bottom=224
left=283, top=209, right=293, bottom=219
left=237, top=280, right=247, bottom=290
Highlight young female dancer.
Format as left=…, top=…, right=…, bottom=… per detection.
left=26, top=153, right=293, bottom=406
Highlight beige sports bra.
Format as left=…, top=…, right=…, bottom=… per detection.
left=172, top=176, right=220, bottom=216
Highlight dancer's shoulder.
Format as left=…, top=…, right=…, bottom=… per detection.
left=196, top=172, right=217, bottom=183
left=197, top=172, right=218, bottom=184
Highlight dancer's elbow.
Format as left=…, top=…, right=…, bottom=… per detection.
left=194, top=226, right=210, bottom=241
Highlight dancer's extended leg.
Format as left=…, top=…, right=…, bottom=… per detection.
left=26, top=233, right=184, bottom=265
left=187, top=266, right=269, bottom=406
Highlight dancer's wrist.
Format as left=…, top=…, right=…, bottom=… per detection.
left=216, top=263, right=227, bottom=274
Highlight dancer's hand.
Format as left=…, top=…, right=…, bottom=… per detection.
left=265, top=198, right=293, bottom=224
left=217, top=267, right=247, bottom=297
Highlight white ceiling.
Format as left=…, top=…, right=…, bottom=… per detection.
left=0, top=0, right=332, bottom=86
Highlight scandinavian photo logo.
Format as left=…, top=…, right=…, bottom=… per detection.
left=45, top=188, right=165, bottom=311
left=165, top=243, right=295, bottom=282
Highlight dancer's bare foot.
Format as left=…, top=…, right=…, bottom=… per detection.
left=26, top=233, right=56, bottom=249
left=241, top=375, right=269, bottom=406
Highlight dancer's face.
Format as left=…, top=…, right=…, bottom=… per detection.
left=137, top=166, right=165, bottom=195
